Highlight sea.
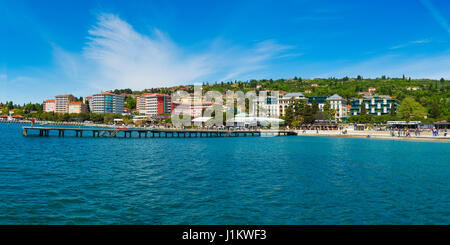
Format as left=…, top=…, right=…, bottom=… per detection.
left=0, top=123, right=449, bottom=224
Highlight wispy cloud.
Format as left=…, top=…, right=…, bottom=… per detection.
left=389, top=39, right=432, bottom=50
left=420, top=0, right=450, bottom=35
left=79, top=13, right=294, bottom=90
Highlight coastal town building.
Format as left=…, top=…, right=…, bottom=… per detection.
left=269, top=92, right=349, bottom=121
left=68, top=102, right=87, bottom=114
left=11, top=115, right=25, bottom=121
left=326, top=94, right=348, bottom=120
left=136, top=93, right=171, bottom=116
left=350, top=95, right=399, bottom=116
left=406, top=86, right=420, bottom=91
left=55, top=94, right=76, bottom=113
left=43, top=99, right=56, bottom=113
left=84, top=96, right=93, bottom=112
left=250, top=95, right=279, bottom=117
left=307, top=96, right=327, bottom=110
left=172, top=101, right=215, bottom=118
left=92, top=92, right=124, bottom=114
left=278, top=92, right=308, bottom=116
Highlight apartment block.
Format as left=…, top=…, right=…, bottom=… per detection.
left=55, top=94, right=76, bottom=113
left=43, top=99, right=56, bottom=113
left=68, top=102, right=87, bottom=114
left=92, top=92, right=124, bottom=114
left=136, top=93, right=171, bottom=116
left=350, top=95, right=399, bottom=116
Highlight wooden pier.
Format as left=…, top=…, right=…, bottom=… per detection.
left=22, top=126, right=297, bottom=138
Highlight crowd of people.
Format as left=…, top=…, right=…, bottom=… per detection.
left=389, top=127, right=447, bottom=137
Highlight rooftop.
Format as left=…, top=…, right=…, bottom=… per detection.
left=283, top=92, right=305, bottom=98
left=95, top=92, right=121, bottom=96
left=140, top=93, right=170, bottom=97
left=327, top=94, right=344, bottom=100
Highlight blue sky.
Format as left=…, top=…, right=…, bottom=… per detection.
left=1, top=0, right=449, bottom=104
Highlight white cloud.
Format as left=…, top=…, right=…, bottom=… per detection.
left=389, top=39, right=432, bottom=50
left=78, top=13, right=294, bottom=90
left=420, top=0, right=450, bottom=35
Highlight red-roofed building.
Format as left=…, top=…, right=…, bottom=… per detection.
left=406, top=86, right=420, bottom=91
left=43, top=99, right=56, bottom=112
left=68, top=102, right=87, bottom=114
left=55, top=94, right=76, bottom=113
left=172, top=101, right=215, bottom=118
left=12, top=115, right=25, bottom=120
left=136, top=93, right=171, bottom=116
left=92, top=92, right=124, bottom=114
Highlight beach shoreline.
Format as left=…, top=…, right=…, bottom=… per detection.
left=295, top=130, right=450, bottom=142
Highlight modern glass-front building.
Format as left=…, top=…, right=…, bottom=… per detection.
left=350, top=95, right=399, bottom=116
left=92, top=92, right=124, bottom=114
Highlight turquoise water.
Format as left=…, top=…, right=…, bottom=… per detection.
left=0, top=123, right=449, bottom=224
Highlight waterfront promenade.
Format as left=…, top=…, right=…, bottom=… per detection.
left=295, top=130, right=450, bottom=142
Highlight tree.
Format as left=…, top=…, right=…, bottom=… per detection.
left=390, top=104, right=396, bottom=116
left=311, top=100, right=319, bottom=114
left=398, top=97, right=426, bottom=120
left=429, top=101, right=441, bottom=119
left=322, top=101, right=334, bottom=119
left=125, top=96, right=136, bottom=110
left=285, top=99, right=295, bottom=126
left=360, top=103, right=367, bottom=115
